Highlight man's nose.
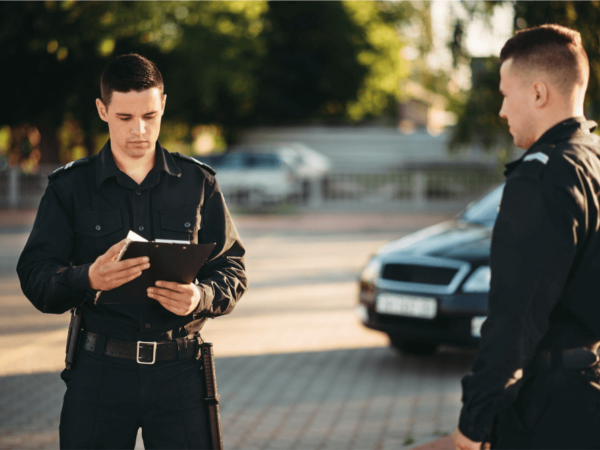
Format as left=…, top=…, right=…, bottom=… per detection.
left=131, top=119, right=146, bottom=136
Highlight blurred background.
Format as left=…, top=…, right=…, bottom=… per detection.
left=1, top=0, right=597, bottom=211
left=1, top=2, right=600, bottom=449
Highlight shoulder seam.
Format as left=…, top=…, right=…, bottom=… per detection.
left=48, top=157, right=91, bottom=181
left=172, top=152, right=216, bottom=175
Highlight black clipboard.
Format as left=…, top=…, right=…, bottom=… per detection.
left=96, top=241, right=216, bottom=305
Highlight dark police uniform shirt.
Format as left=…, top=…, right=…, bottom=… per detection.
left=17, top=140, right=248, bottom=342
left=458, top=117, right=600, bottom=441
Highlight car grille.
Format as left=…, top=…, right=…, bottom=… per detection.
left=381, top=263, right=458, bottom=286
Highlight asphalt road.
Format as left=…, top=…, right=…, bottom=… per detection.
left=0, top=212, right=475, bottom=450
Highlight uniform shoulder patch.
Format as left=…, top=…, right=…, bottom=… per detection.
left=172, top=152, right=216, bottom=175
left=48, top=157, right=90, bottom=181
left=514, top=146, right=555, bottom=181
left=523, top=152, right=549, bottom=165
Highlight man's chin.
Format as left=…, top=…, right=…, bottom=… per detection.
left=124, top=143, right=152, bottom=157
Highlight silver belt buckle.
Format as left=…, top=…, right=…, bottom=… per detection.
left=137, top=341, right=157, bottom=364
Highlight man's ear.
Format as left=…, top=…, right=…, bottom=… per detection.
left=161, top=94, right=167, bottom=116
left=96, top=98, right=109, bottom=122
left=532, top=81, right=549, bottom=108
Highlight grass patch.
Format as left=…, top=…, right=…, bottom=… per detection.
left=403, top=435, right=415, bottom=446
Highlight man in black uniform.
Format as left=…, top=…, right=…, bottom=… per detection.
left=453, top=25, right=600, bottom=449
left=17, top=54, right=247, bottom=448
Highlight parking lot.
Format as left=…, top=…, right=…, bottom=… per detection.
left=0, top=211, right=475, bottom=449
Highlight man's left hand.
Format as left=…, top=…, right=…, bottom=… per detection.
left=452, top=428, right=489, bottom=450
left=148, top=281, right=201, bottom=316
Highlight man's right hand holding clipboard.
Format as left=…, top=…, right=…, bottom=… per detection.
left=88, top=238, right=151, bottom=293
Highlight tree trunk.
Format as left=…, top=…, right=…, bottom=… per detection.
left=37, top=123, right=61, bottom=166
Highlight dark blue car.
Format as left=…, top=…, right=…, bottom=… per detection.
left=357, top=184, right=504, bottom=354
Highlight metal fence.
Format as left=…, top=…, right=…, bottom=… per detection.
left=0, top=165, right=58, bottom=209
left=0, top=165, right=503, bottom=210
left=321, top=170, right=502, bottom=204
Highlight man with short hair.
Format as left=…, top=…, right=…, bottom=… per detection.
left=17, top=53, right=247, bottom=448
left=453, top=25, right=600, bottom=449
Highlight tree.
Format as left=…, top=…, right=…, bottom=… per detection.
left=0, top=1, right=267, bottom=164
left=0, top=1, right=423, bottom=165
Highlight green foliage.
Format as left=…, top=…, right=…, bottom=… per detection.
left=0, top=1, right=268, bottom=162
left=343, top=1, right=412, bottom=121
left=450, top=1, right=600, bottom=154
left=0, top=1, right=417, bottom=163
left=250, top=1, right=370, bottom=123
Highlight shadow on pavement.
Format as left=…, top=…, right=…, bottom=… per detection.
left=0, top=346, right=475, bottom=450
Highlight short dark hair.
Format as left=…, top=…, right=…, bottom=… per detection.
left=100, top=53, right=164, bottom=106
left=500, top=24, right=589, bottom=95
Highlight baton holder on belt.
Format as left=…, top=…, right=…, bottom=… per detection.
left=65, top=307, right=82, bottom=370
left=200, top=341, right=223, bottom=450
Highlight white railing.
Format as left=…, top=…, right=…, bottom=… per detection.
left=0, top=166, right=502, bottom=210
left=0, top=165, right=58, bottom=209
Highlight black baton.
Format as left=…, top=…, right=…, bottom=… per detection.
left=200, top=341, right=223, bottom=450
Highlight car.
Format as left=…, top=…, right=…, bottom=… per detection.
left=356, top=184, right=505, bottom=355
left=197, top=144, right=331, bottom=206
left=195, top=149, right=299, bottom=206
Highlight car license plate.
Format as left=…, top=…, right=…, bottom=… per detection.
left=375, top=293, right=437, bottom=319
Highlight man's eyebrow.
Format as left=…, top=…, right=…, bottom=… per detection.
left=115, top=111, right=159, bottom=117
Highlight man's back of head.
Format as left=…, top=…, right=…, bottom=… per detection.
left=498, top=24, right=590, bottom=149
left=500, top=24, right=589, bottom=98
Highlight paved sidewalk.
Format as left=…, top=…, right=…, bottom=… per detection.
left=0, top=208, right=467, bottom=450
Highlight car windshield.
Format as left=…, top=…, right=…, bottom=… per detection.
left=461, top=184, right=505, bottom=225
left=246, top=153, right=282, bottom=168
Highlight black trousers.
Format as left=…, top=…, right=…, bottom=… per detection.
left=59, top=345, right=211, bottom=449
left=494, top=366, right=600, bottom=449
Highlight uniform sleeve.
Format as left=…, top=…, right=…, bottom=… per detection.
left=194, top=178, right=248, bottom=318
left=16, top=182, right=96, bottom=314
left=458, top=166, right=584, bottom=441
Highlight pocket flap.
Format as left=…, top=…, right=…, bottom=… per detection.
left=74, top=210, right=123, bottom=237
left=160, top=207, right=199, bottom=233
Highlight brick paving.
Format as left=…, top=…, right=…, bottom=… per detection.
left=0, top=209, right=469, bottom=450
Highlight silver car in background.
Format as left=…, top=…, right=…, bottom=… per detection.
left=197, top=143, right=330, bottom=206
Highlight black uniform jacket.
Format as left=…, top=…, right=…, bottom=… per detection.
left=458, top=117, right=600, bottom=441
left=17, top=140, right=248, bottom=342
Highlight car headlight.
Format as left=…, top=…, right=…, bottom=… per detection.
left=462, top=266, right=491, bottom=293
left=360, top=258, right=382, bottom=285
left=359, top=258, right=381, bottom=304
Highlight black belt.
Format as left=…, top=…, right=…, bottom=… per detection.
left=82, top=330, right=200, bottom=365
left=538, top=346, right=600, bottom=370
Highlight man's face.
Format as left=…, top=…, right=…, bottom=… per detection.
left=499, top=59, right=537, bottom=150
left=96, top=88, right=166, bottom=159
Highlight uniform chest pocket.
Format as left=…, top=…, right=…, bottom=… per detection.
left=159, top=207, right=200, bottom=243
left=74, top=210, right=124, bottom=259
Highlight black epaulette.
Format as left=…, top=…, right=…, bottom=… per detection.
left=48, top=157, right=90, bottom=181
left=515, top=145, right=555, bottom=180
left=173, top=152, right=216, bottom=175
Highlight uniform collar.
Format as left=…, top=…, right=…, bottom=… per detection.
left=96, top=140, right=181, bottom=188
left=503, top=116, right=597, bottom=176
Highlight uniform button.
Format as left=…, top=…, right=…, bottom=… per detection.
left=136, top=189, right=141, bottom=195
left=145, top=323, right=151, bottom=329
left=138, top=226, right=145, bottom=232
left=95, top=225, right=101, bottom=231
left=184, top=222, right=191, bottom=228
